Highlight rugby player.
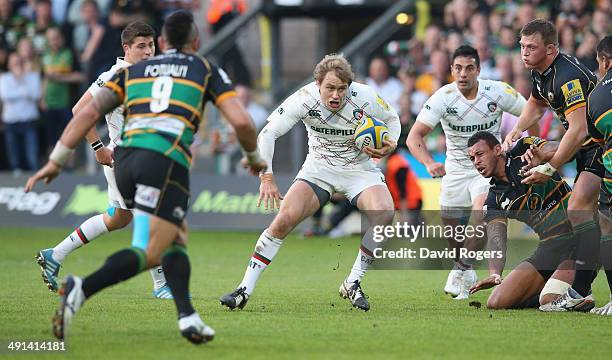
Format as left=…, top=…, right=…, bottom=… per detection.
left=467, top=132, right=584, bottom=310
left=503, top=19, right=602, bottom=311
left=219, top=53, right=401, bottom=312
left=407, top=45, right=526, bottom=297
left=35, top=22, right=176, bottom=299
left=588, top=35, right=612, bottom=316
left=25, top=10, right=266, bottom=343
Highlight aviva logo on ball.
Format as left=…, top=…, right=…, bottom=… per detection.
left=354, top=116, right=389, bottom=150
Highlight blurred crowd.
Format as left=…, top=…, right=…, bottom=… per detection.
left=0, top=0, right=199, bottom=174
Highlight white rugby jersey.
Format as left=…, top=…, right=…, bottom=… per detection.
left=416, top=79, right=526, bottom=172
left=87, top=57, right=131, bottom=149
left=259, top=81, right=401, bottom=172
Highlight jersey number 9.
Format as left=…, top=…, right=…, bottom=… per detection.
left=150, top=76, right=174, bottom=113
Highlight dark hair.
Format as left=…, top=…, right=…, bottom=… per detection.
left=162, top=10, right=196, bottom=50
left=467, top=131, right=500, bottom=149
left=520, top=19, right=558, bottom=46
left=121, top=21, right=155, bottom=45
left=452, top=45, right=480, bottom=67
left=596, top=35, right=612, bottom=60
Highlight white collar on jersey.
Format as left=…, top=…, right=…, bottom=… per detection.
left=115, top=57, right=131, bottom=67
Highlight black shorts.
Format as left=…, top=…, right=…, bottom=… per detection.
left=524, top=234, right=574, bottom=281
left=599, top=181, right=612, bottom=220
left=574, top=143, right=604, bottom=180
left=114, top=147, right=190, bottom=226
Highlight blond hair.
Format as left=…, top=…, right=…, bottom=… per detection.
left=313, top=53, right=354, bottom=84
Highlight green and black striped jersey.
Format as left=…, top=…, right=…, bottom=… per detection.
left=589, top=69, right=612, bottom=192
left=484, top=136, right=572, bottom=240
left=104, top=49, right=236, bottom=168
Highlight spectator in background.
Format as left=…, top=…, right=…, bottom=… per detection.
left=207, top=0, right=251, bottom=86
left=444, top=31, right=463, bottom=57
left=25, top=0, right=54, bottom=53
left=0, top=52, right=41, bottom=174
left=495, top=54, right=513, bottom=84
left=79, top=0, right=118, bottom=85
left=423, top=24, right=442, bottom=57
left=416, top=49, right=451, bottom=96
left=51, top=0, right=71, bottom=25
left=16, top=37, right=40, bottom=72
left=366, top=56, right=403, bottom=112
left=108, top=0, right=156, bottom=30
left=496, top=26, right=518, bottom=56
left=559, top=25, right=576, bottom=54
left=514, top=2, right=536, bottom=32
left=556, top=0, right=592, bottom=32
left=0, top=0, right=27, bottom=50
left=41, top=27, right=84, bottom=152
left=473, top=36, right=499, bottom=79
left=576, top=30, right=599, bottom=72
left=591, top=9, right=610, bottom=39
left=466, top=12, right=488, bottom=43
left=488, top=10, right=503, bottom=38
left=235, top=84, right=268, bottom=131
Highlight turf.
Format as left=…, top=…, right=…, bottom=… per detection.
left=1, top=227, right=611, bottom=359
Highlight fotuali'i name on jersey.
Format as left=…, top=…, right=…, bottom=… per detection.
left=416, top=79, right=526, bottom=172
left=103, top=50, right=235, bottom=168
left=264, top=81, right=400, bottom=170
left=484, top=137, right=572, bottom=240
left=589, top=69, right=612, bottom=192
left=531, top=52, right=597, bottom=146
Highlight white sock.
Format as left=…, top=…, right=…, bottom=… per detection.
left=53, top=214, right=109, bottom=263
left=150, top=266, right=167, bottom=290
left=346, top=246, right=374, bottom=283
left=239, top=230, right=283, bottom=295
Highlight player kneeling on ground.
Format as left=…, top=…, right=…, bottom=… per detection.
left=467, top=131, right=589, bottom=310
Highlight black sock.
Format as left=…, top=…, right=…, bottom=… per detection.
left=517, top=294, right=540, bottom=309
left=162, top=246, right=195, bottom=318
left=601, top=235, right=612, bottom=294
left=572, top=221, right=601, bottom=297
left=82, top=248, right=145, bottom=299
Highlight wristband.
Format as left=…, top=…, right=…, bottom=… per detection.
left=91, top=140, right=104, bottom=152
left=49, top=141, right=75, bottom=167
left=533, top=162, right=556, bottom=177
left=491, top=274, right=502, bottom=282
left=243, top=148, right=262, bottom=164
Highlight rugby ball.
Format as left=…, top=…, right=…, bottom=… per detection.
left=354, top=116, right=389, bottom=150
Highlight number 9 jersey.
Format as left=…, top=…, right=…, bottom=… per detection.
left=104, top=49, right=236, bottom=169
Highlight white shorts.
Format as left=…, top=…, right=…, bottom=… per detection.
left=295, top=161, right=386, bottom=204
left=439, top=170, right=490, bottom=208
left=103, top=165, right=128, bottom=209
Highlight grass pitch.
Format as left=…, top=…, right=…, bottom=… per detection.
left=1, top=227, right=611, bottom=359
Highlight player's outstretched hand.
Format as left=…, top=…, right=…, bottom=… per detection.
left=363, top=140, right=397, bottom=159
left=502, top=127, right=522, bottom=151
left=24, top=161, right=61, bottom=193
left=258, top=173, right=283, bottom=211
left=469, top=274, right=502, bottom=294
left=426, top=162, right=446, bottom=178
left=95, top=146, right=114, bottom=167
left=241, top=157, right=268, bottom=176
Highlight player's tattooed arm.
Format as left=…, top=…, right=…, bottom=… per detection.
left=469, top=218, right=507, bottom=294
left=91, top=88, right=122, bottom=116
left=486, top=218, right=508, bottom=276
